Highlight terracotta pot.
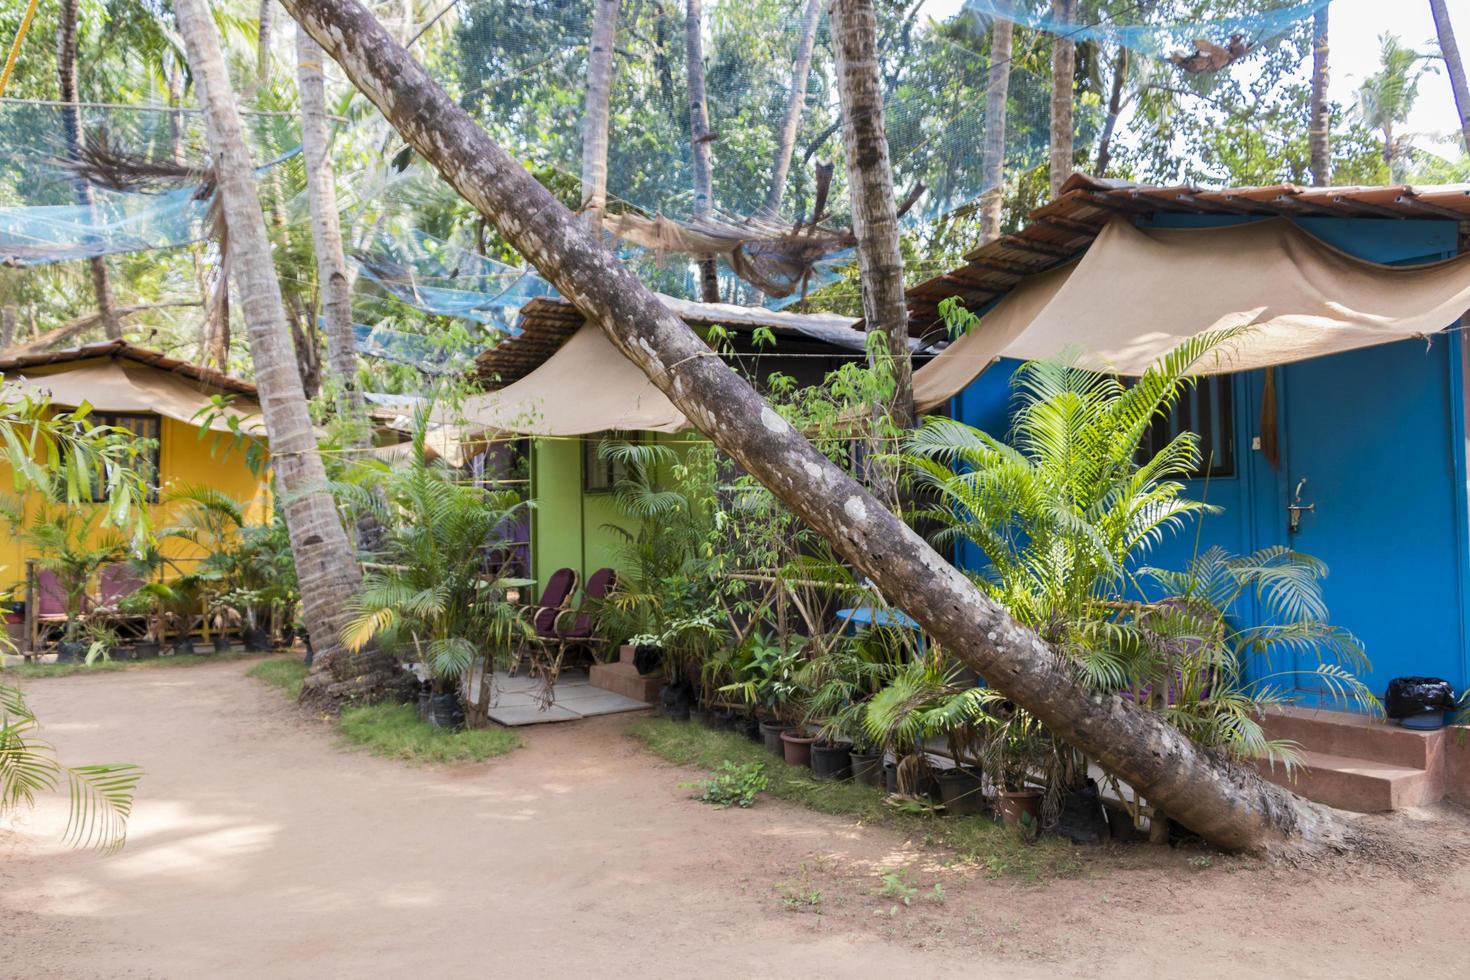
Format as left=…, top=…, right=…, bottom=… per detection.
left=996, top=787, right=1043, bottom=827
left=779, top=729, right=818, bottom=768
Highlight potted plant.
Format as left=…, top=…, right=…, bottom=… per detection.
left=720, top=632, right=806, bottom=757
left=980, top=700, right=1053, bottom=829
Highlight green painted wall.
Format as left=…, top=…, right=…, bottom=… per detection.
left=528, top=437, right=638, bottom=599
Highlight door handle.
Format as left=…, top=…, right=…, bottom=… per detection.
left=1287, top=477, right=1315, bottom=533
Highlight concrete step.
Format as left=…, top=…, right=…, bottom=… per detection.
left=1261, top=705, right=1443, bottom=770
left=1257, top=750, right=1440, bottom=813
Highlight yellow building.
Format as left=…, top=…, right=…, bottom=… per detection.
left=0, top=341, right=271, bottom=603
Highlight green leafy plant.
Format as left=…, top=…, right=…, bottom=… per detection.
left=691, top=759, right=768, bottom=809
left=338, top=413, right=532, bottom=692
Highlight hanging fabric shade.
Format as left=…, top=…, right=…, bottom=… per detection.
left=912, top=217, right=1470, bottom=412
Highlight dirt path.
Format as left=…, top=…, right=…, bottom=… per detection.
left=3, top=660, right=1467, bottom=979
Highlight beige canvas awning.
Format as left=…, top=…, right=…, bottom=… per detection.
left=3, top=359, right=266, bottom=435
left=913, top=217, right=1470, bottom=412
left=459, top=321, right=687, bottom=436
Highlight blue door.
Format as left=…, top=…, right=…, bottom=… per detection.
left=1273, top=338, right=1469, bottom=703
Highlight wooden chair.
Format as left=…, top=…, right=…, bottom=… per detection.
left=508, top=567, right=578, bottom=677
left=528, top=567, right=619, bottom=688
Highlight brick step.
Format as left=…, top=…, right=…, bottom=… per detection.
left=1261, top=705, right=1442, bottom=770
left=588, top=661, right=662, bottom=704
left=1257, top=750, right=1439, bottom=813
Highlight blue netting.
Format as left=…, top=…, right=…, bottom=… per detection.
left=352, top=322, right=480, bottom=375
left=961, top=0, right=1332, bottom=57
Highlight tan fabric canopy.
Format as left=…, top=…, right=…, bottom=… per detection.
left=459, top=322, right=687, bottom=436
left=913, top=217, right=1470, bottom=412
left=3, top=359, right=266, bottom=435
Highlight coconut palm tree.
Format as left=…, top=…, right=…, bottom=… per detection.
left=1356, top=34, right=1433, bottom=181
left=1048, top=0, right=1075, bottom=198
left=685, top=0, right=719, bottom=302
left=828, top=0, right=913, bottom=427
left=1309, top=3, right=1331, bottom=185
left=581, top=0, right=620, bottom=232
left=1428, top=0, right=1470, bottom=154
left=173, top=0, right=391, bottom=704
left=295, top=25, right=362, bottom=413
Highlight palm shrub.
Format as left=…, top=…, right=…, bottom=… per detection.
left=600, top=439, right=725, bottom=675
left=0, top=390, right=147, bottom=849
left=897, top=332, right=1375, bottom=772
left=338, top=433, right=531, bottom=694
left=2, top=496, right=129, bottom=648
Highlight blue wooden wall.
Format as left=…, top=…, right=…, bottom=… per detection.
left=951, top=216, right=1470, bottom=702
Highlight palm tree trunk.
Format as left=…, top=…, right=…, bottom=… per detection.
left=581, top=0, right=620, bottom=233
left=281, top=0, right=1361, bottom=856
left=979, top=16, right=1012, bottom=244
left=684, top=0, right=719, bottom=302
left=174, top=0, right=399, bottom=706
left=1429, top=0, right=1470, bottom=154
left=828, top=0, right=914, bottom=428
left=256, top=0, right=273, bottom=94
left=765, top=0, right=822, bottom=217
left=1095, top=45, right=1127, bottom=177
left=57, top=0, right=120, bottom=341
left=1309, top=5, right=1331, bottom=185
left=295, top=25, right=361, bottom=410
left=1048, top=0, right=1075, bottom=198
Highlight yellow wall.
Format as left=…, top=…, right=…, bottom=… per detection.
left=0, top=414, right=270, bottom=593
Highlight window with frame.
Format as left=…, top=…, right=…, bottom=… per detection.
left=85, top=413, right=162, bottom=502
left=1138, top=375, right=1235, bottom=480
left=583, top=431, right=635, bottom=493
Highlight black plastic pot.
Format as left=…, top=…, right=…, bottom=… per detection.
left=430, top=691, right=465, bottom=730
left=884, top=761, right=938, bottom=800
left=417, top=681, right=433, bottom=722
left=133, top=640, right=160, bottom=660
left=850, top=750, right=884, bottom=788
left=660, top=681, right=692, bottom=721
left=54, top=640, right=86, bottom=664
left=172, top=638, right=198, bottom=656
left=935, top=766, right=987, bottom=816
left=713, top=708, right=742, bottom=732
left=633, top=645, right=663, bottom=676
left=243, top=626, right=272, bottom=652
left=1055, top=779, right=1109, bottom=845
left=810, top=741, right=852, bottom=781
left=759, top=719, right=793, bottom=757
left=213, top=635, right=232, bottom=654
left=741, top=714, right=762, bottom=742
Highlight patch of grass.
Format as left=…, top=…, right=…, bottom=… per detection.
left=4, top=649, right=270, bottom=679
left=628, top=717, right=1084, bottom=881
left=246, top=658, right=309, bottom=699
left=338, top=703, right=520, bottom=764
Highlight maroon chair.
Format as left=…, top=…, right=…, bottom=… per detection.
left=510, top=567, right=578, bottom=676
left=34, top=569, right=68, bottom=619
left=98, top=564, right=145, bottom=606
left=531, top=568, right=620, bottom=688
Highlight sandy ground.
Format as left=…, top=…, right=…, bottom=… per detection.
left=2, top=659, right=1468, bottom=979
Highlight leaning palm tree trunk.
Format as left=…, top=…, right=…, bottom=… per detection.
left=1429, top=0, right=1470, bottom=154
left=283, top=0, right=1360, bottom=855
left=580, top=0, right=619, bottom=232
left=1048, top=0, right=1075, bottom=198
left=1309, top=4, right=1331, bottom=185
left=684, top=0, right=719, bottom=302
left=295, top=25, right=362, bottom=410
left=174, top=0, right=396, bottom=705
left=57, top=0, right=120, bottom=341
left=979, top=15, right=1012, bottom=243
left=828, top=0, right=914, bottom=428
left=765, top=0, right=822, bottom=217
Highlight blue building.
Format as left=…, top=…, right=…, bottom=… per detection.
left=906, top=175, right=1470, bottom=705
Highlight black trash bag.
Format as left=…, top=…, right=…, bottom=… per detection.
left=1384, top=676, right=1457, bottom=719
left=633, top=644, right=663, bottom=676
left=1054, top=778, right=1109, bottom=846
left=430, top=690, right=465, bottom=730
